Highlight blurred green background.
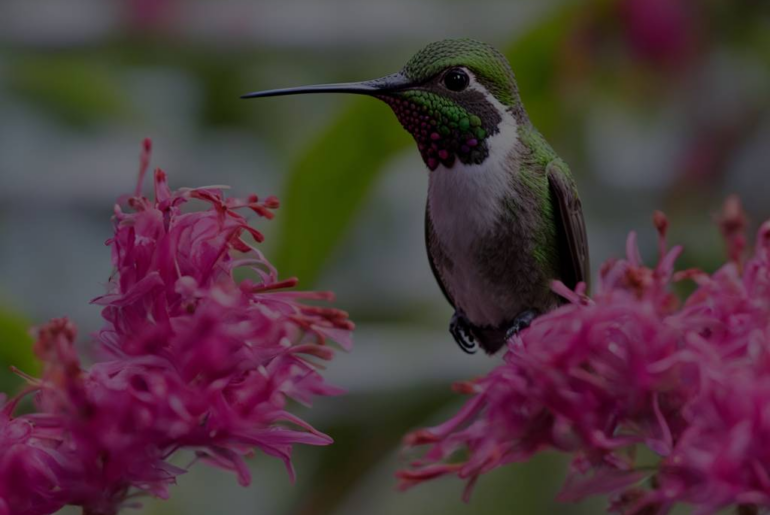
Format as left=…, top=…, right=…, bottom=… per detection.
left=0, top=0, right=768, bottom=513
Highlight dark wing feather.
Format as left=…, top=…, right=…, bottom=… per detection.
left=425, top=205, right=456, bottom=308
left=547, top=162, right=590, bottom=290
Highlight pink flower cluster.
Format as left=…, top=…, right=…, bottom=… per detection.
left=399, top=197, right=770, bottom=515
left=0, top=140, right=353, bottom=515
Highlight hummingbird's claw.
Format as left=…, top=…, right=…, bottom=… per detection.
left=450, top=311, right=477, bottom=354
left=505, top=309, right=539, bottom=341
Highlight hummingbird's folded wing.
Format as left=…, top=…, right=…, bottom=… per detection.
left=547, top=161, right=591, bottom=291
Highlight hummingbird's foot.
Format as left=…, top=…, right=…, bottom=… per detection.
left=505, top=309, right=539, bottom=341
left=450, top=311, right=477, bottom=354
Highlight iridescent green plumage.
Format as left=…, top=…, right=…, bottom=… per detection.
left=403, top=39, right=520, bottom=106
left=381, top=89, right=492, bottom=169
left=375, top=39, right=530, bottom=169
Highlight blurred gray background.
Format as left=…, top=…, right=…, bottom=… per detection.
left=0, top=0, right=768, bottom=513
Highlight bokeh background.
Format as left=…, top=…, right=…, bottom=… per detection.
left=0, top=0, right=768, bottom=513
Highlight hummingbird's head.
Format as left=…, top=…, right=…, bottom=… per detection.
left=242, top=39, right=524, bottom=171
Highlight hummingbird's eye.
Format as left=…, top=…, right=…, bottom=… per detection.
left=443, top=69, right=469, bottom=92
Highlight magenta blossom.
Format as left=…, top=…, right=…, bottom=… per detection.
left=1, top=140, right=353, bottom=515
left=399, top=198, right=770, bottom=515
left=620, top=0, right=700, bottom=69
left=0, top=390, right=66, bottom=515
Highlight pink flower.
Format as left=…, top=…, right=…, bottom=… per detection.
left=400, top=199, right=770, bottom=515
left=620, top=0, right=700, bottom=69
left=0, top=394, right=66, bottom=515
left=2, top=140, right=353, bottom=515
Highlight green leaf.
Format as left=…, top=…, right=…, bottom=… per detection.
left=8, top=56, right=133, bottom=127
left=274, top=98, right=410, bottom=285
left=503, top=1, right=582, bottom=137
left=0, top=306, right=37, bottom=395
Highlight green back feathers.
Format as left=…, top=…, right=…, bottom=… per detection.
left=515, top=125, right=564, bottom=273
left=403, top=39, right=518, bottom=106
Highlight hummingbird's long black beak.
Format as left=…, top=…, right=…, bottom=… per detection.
left=240, top=72, right=412, bottom=99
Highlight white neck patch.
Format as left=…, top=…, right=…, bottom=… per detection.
left=427, top=71, right=519, bottom=253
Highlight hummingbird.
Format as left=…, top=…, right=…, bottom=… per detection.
left=242, top=38, right=589, bottom=355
